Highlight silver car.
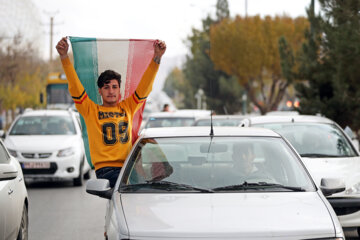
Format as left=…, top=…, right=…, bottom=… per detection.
left=0, top=139, right=28, bottom=240
left=87, top=127, right=344, bottom=240
left=241, top=114, right=360, bottom=233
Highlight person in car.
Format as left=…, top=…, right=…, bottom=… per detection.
left=231, top=142, right=275, bottom=182
left=56, top=37, right=166, bottom=187
left=232, top=142, right=257, bottom=176
left=162, top=103, right=170, bottom=112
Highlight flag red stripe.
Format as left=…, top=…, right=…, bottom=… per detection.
left=127, top=40, right=155, bottom=144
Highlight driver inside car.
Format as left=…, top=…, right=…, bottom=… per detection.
left=231, top=142, right=274, bottom=182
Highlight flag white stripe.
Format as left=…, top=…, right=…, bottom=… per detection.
left=96, top=40, right=129, bottom=101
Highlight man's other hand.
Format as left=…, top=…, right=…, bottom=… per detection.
left=56, top=37, right=69, bottom=60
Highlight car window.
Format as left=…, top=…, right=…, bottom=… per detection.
left=194, top=119, right=243, bottom=126
left=145, top=117, right=195, bottom=128
left=9, top=115, right=76, bottom=135
left=0, top=141, right=10, bottom=163
left=121, top=136, right=315, bottom=192
left=254, top=123, right=357, bottom=157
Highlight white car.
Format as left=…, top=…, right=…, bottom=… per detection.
left=0, top=138, right=28, bottom=240
left=241, top=115, right=360, bottom=233
left=87, top=127, right=344, bottom=240
left=3, top=109, right=91, bottom=186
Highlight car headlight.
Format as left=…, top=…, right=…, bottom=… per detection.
left=57, top=147, right=75, bottom=157
left=7, top=149, right=18, bottom=157
left=345, top=183, right=360, bottom=195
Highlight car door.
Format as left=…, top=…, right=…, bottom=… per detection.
left=0, top=141, right=18, bottom=240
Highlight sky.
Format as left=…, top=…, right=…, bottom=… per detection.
left=31, top=0, right=315, bottom=91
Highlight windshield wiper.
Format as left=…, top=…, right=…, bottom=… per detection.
left=300, top=153, right=342, bottom=158
left=121, top=180, right=214, bottom=193
left=213, top=181, right=306, bottom=192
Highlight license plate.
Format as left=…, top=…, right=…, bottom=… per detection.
left=23, top=162, right=50, bottom=169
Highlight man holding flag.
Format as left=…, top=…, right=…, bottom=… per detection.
left=56, top=37, right=166, bottom=187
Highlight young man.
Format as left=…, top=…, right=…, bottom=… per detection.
left=56, top=37, right=166, bottom=187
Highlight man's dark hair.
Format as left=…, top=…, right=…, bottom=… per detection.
left=97, top=70, right=121, bottom=88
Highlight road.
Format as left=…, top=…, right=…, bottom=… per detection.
left=27, top=171, right=107, bottom=240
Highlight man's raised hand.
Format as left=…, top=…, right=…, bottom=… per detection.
left=153, top=40, right=166, bottom=64
left=56, top=37, right=69, bottom=60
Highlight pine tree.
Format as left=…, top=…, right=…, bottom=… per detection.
left=296, top=0, right=360, bottom=135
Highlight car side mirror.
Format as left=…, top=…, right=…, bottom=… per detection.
left=0, top=163, right=18, bottom=181
left=320, top=178, right=346, bottom=197
left=86, top=179, right=113, bottom=199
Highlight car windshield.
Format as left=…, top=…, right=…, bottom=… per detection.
left=145, top=117, right=195, bottom=128
left=254, top=123, right=357, bottom=158
left=120, top=136, right=315, bottom=193
left=9, top=115, right=76, bottom=135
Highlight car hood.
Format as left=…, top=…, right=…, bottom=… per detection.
left=5, top=135, right=78, bottom=152
left=302, top=156, right=360, bottom=191
left=120, top=192, right=335, bottom=239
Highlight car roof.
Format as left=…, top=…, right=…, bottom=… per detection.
left=148, top=109, right=211, bottom=118
left=20, top=109, right=73, bottom=117
left=140, top=126, right=280, bottom=138
left=246, top=115, right=334, bottom=125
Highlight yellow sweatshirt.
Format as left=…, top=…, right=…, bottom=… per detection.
left=61, top=57, right=159, bottom=170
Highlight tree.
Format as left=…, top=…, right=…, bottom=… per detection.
left=296, top=0, right=360, bottom=135
left=178, top=0, right=244, bottom=114
left=210, top=15, right=309, bottom=114
left=0, top=35, right=47, bottom=126
left=163, top=67, right=189, bottom=108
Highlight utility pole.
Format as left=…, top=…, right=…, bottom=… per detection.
left=50, top=16, right=54, bottom=62
left=44, top=11, right=60, bottom=62
left=245, top=0, right=248, bottom=17
left=310, top=0, right=315, bottom=39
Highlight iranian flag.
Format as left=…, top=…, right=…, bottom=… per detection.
left=69, top=37, right=155, bottom=168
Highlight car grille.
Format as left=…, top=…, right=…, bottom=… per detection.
left=22, top=153, right=52, bottom=159
left=22, top=163, right=58, bottom=175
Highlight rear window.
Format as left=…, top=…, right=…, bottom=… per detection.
left=194, top=118, right=243, bottom=126
left=145, top=117, right=195, bottom=128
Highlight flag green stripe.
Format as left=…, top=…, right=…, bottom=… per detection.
left=69, top=36, right=101, bottom=104
left=69, top=36, right=100, bottom=169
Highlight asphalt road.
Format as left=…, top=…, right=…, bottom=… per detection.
left=27, top=171, right=107, bottom=240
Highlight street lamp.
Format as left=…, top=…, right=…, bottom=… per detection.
left=242, top=92, right=247, bottom=114
left=195, top=88, right=204, bottom=109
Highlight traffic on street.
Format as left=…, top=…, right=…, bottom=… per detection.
left=1, top=0, right=360, bottom=240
